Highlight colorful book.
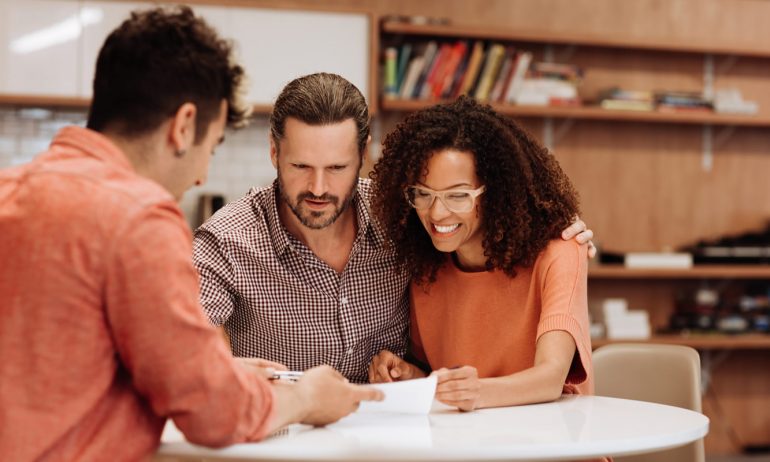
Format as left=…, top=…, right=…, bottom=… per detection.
left=504, top=51, right=532, bottom=103
left=411, top=40, right=438, bottom=99
left=395, top=43, right=413, bottom=94
left=455, top=40, right=485, bottom=97
left=473, top=43, right=506, bottom=101
left=383, top=47, right=398, bottom=98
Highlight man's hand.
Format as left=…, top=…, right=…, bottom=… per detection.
left=368, top=350, right=425, bottom=383
left=235, top=357, right=288, bottom=380
left=561, top=217, right=596, bottom=258
left=433, top=366, right=482, bottom=412
left=295, top=365, right=384, bottom=426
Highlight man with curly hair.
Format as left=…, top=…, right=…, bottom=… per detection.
left=0, top=9, right=380, bottom=461
left=193, top=73, right=595, bottom=384
left=367, top=96, right=596, bottom=415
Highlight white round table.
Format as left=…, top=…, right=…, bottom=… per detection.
left=156, top=395, right=709, bottom=461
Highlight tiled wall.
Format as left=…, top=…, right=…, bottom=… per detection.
left=0, top=106, right=278, bottom=230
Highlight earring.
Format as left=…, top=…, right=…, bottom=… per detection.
left=174, top=149, right=186, bottom=158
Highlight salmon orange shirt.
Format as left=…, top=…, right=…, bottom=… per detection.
left=0, top=127, right=275, bottom=461
left=410, top=239, right=593, bottom=394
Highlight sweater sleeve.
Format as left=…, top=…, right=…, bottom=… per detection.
left=535, top=240, right=593, bottom=390
left=104, top=203, right=275, bottom=446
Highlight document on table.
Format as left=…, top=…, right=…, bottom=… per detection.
left=358, top=375, right=437, bottom=414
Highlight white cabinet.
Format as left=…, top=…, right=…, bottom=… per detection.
left=79, top=2, right=144, bottom=97
left=228, top=7, right=370, bottom=104
left=0, top=0, right=80, bottom=96
left=1, top=2, right=371, bottom=106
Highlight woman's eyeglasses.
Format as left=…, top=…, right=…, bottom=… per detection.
left=405, top=185, right=486, bottom=213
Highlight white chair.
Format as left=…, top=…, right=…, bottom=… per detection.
left=592, top=343, right=705, bottom=462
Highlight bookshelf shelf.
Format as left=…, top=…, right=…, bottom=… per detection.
left=382, top=21, right=770, bottom=58
left=381, top=99, right=770, bottom=126
left=588, top=265, right=770, bottom=279
left=591, top=334, right=770, bottom=350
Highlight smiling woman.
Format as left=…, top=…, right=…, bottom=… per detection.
left=368, top=97, right=599, bottom=430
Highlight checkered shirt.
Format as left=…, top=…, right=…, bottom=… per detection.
left=193, top=178, right=409, bottom=383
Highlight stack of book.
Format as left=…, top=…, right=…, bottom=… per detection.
left=597, top=88, right=655, bottom=111
left=382, top=40, right=580, bottom=106
left=514, top=62, right=583, bottom=106
left=654, top=91, right=713, bottom=113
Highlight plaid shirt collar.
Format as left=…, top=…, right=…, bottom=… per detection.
left=260, top=178, right=384, bottom=258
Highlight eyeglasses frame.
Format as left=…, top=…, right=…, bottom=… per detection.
left=405, top=184, right=486, bottom=213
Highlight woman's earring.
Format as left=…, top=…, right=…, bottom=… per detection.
left=174, top=149, right=186, bottom=158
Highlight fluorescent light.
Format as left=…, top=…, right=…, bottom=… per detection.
left=10, top=7, right=104, bottom=55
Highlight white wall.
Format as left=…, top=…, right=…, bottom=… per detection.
left=0, top=107, right=277, bottom=230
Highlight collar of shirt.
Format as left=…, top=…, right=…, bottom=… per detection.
left=260, top=178, right=384, bottom=259
left=47, top=126, right=134, bottom=173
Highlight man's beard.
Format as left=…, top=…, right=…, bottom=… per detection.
left=277, top=171, right=357, bottom=230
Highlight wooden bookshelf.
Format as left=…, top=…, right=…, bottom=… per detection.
left=592, top=334, right=770, bottom=350
left=382, top=20, right=770, bottom=58
left=588, top=265, right=770, bottom=279
left=381, top=99, right=770, bottom=127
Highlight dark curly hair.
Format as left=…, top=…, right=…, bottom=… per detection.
left=87, top=5, right=250, bottom=142
left=370, top=96, right=579, bottom=284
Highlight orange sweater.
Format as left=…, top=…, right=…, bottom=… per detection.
left=410, top=239, right=593, bottom=394
left=0, top=127, right=275, bottom=461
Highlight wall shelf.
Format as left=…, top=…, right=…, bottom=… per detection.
left=587, top=265, right=770, bottom=279
left=382, top=21, right=770, bottom=58
left=380, top=99, right=770, bottom=127
left=592, top=334, right=770, bottom=350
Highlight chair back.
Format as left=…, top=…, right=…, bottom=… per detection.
left=592, top=343, right=705, bottom=462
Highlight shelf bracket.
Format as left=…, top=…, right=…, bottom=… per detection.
left=701, top=125, right=713, bottom=172
left=699, top=349, right=731, bottom=396
left=543, top=117, right=574, bottom=150
left=701, top=125, right=737, bottom=172
left=716, top=54, right=739, bottom=76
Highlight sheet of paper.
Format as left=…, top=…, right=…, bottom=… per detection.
left=357, top=375, right=437, bottom=414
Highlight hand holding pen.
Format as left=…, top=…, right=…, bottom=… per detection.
left=235, top=357, right=289, bottom=380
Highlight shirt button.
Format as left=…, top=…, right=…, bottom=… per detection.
left=346, top=348, right=354, bottom=355
left=340, top=296, right=348, bottom=304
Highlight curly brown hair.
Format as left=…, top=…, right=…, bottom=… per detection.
left=370, top=96, right=580, bottom=284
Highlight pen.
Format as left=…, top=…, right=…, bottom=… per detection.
left=270, top=371, right=304, bottom=382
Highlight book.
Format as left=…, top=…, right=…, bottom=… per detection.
left=473, top=43, right=506, bottom=101
left=433, top=40, right=468, bottom=99
left=411, top=40, right=438, bottom=99
left=455, top=40, right=485, bottom=97
left=383, top=47, right=398, bottom=98
left=399, top=56, right=425, bottom=99
left=420, top=42, right=452, bottom=99
left=504, top=51, right=532, bottom=103
left=395, top=43, right=413, bottom=93
left=489, top=46, right=516, bottom=102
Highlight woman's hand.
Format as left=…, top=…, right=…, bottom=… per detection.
left=561, top=217, right=596, bottom=258
left=368, top=350, right=425, bottom=383
left=433, top=366, right=482, bottom=411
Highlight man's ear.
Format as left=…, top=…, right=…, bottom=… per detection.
left=269, top=137, right=279, bottom=169
left=169, top=103, right=197, bottom=155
